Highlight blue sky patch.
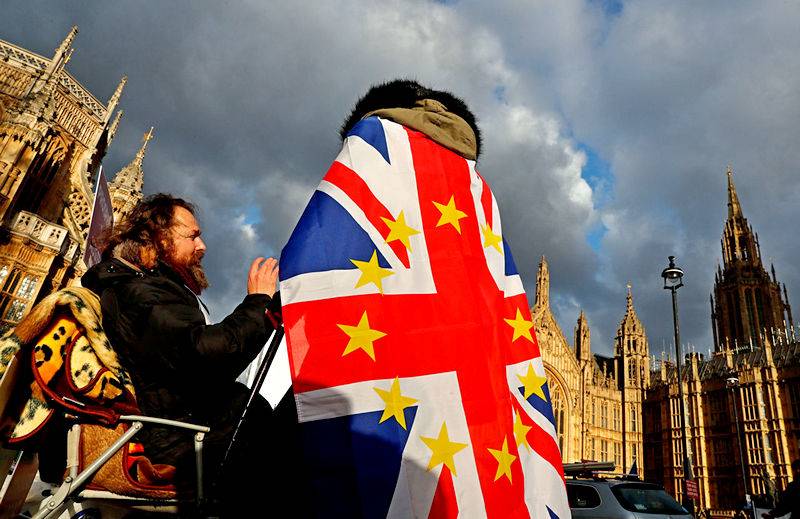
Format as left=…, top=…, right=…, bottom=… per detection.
left=577, top=141, right=614, bottom=209
left=493, top=85, right=508, bottom=104
left=242, top=203, right=262, bottom=226
left=589, top=0, right=623, bottom=17
left=586, top=222, right=608, bottom=252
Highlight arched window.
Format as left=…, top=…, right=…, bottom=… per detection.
left=550, top=382, right=567, bottom=455
left=0, top=265, right=8, bottom=290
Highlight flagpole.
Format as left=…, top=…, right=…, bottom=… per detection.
left=220, top=320, right=285, bottom=472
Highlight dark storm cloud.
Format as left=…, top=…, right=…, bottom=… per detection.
left=3, top=1, right=798, bottom=358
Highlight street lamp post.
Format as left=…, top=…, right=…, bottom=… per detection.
left=661, top=256, right=695, bottom=512
left=726, top=376, right=749, bottom=508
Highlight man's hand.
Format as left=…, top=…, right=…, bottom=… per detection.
left=248, top=257, right=279, bottom=297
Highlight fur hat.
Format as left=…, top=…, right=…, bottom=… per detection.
left=340, top=79, right=481, bottom=158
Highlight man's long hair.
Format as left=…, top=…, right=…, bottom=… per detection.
left=101, top=193, right=195, bottom=268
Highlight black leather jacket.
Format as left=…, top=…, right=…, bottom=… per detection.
left=82, top=258, right=274, bottom=461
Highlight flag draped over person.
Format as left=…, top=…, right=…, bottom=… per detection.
left=279, top=80, right=570, bottom=518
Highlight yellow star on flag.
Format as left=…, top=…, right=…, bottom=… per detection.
left=517, top=363, right=548, bottom=401
left=351, top=250, right=394, bottom=293
left=381, top=211, right=420, bottom=251
left=487, top=436, right=517, bottom=483
left=432, top=196, right=468, bottom=233
left=481, top=223, right=503, bottom=253
left=513, top=410, right=532, bottom=452
left=504, top=308, right=534, bottom=343
left=374, top=377, right=418, bottom=430
left=337, top=311, right=387, bottom=361
left=420, top=421, right=469, bottom=475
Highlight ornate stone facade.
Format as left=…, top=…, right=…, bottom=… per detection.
left=532, top=256, right=648, bottom=476
left=643, top=168, right=800, bottom=514
left=0, top=28, right=148, bottom=331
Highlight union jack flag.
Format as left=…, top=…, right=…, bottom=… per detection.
left=280, top=116, right=570, bottom=518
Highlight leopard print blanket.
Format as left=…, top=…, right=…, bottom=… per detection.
left=0, top=287, right=138, bottom=443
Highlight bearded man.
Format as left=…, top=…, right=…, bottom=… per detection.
left=82, top=193, right=286, bottom=512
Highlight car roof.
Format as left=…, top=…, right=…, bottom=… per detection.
left=567, top=477, right=662, bottom=488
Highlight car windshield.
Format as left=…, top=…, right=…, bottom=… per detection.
left=611, top=483, right=688, bottom=515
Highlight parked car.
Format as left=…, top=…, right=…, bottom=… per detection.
left=566, top=477, right=692, bottom=518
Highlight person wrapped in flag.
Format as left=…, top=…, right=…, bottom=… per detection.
left=280, top=79, right=570, bottom=518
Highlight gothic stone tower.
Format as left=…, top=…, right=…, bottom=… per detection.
left=615, top=285, right=649, bottom=473
left=711, top=167, right=792, bottom=351
left=0, top=28, right=145, bottom=330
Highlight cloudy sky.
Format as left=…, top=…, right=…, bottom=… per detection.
left=3, top=0, right=799, bottom=359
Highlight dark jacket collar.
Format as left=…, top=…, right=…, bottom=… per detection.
left=82, top=258, right=189, bottom=296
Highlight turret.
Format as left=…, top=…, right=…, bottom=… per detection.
left=109, top=127, right=152, bottom=221
left=534, top=255, right=550, bottom=310
left=615, top=284, right=650, bottom=388
left=108, top=110, right=123, bottom=146
left=575, top=310, right=591, bottom=363
left=26, top=25, right=77, bottom=97
left=104, top=76, right=127, bottom=124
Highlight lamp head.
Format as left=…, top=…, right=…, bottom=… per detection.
left=662, top=255, right=684, bottom=290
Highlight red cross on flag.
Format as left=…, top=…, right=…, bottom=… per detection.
left=279, top=115, right=569, bottom=518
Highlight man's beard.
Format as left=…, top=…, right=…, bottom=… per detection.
left=165, top=249, right=209, bottom=295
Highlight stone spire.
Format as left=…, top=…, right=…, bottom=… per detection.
left=626, top=282, right=634, bottom=313
left=108, top=110, right=123, bottom=145
left=104, top=76, right=127, bottom=123
left=616, top=284, right=647, bottom=354
left=722, top=167, right=760, bottom=267
left=13, top=25, right=77, bottom=125
left=46, top=25, right=78, bottom=79
left=615, top=283, right=650, bottom=388
left=726, top=165, right=742, bottom=219
left=534, top=255, right=550, bottom=310
left=109, top=127, right=152, bottom=220
left=575, top=309, right=591, bottom=362
left=23, top=25, right=77, bottom=95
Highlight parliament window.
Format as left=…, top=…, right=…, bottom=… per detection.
left=742, top=386, right=758, bottom=422
left=17, top=276, right=37, bottom=300
left=551, top=382, right=566, bottom=454
left=0, top=266, right=7, bottom=290
left=1, top=274, right=39, bottom=325
left=601, top=402, right=608, bottom=428
left=4, top=300, right=26, bottom=322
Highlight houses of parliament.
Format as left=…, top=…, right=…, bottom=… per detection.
left=0, top=27, right=148, bottom=332
left=533, top=166, right=800, bottom=514
left=1, top=28, right=798, bottom=516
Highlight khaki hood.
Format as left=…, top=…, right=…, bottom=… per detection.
left=366, top=99, right=478, bottom=161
